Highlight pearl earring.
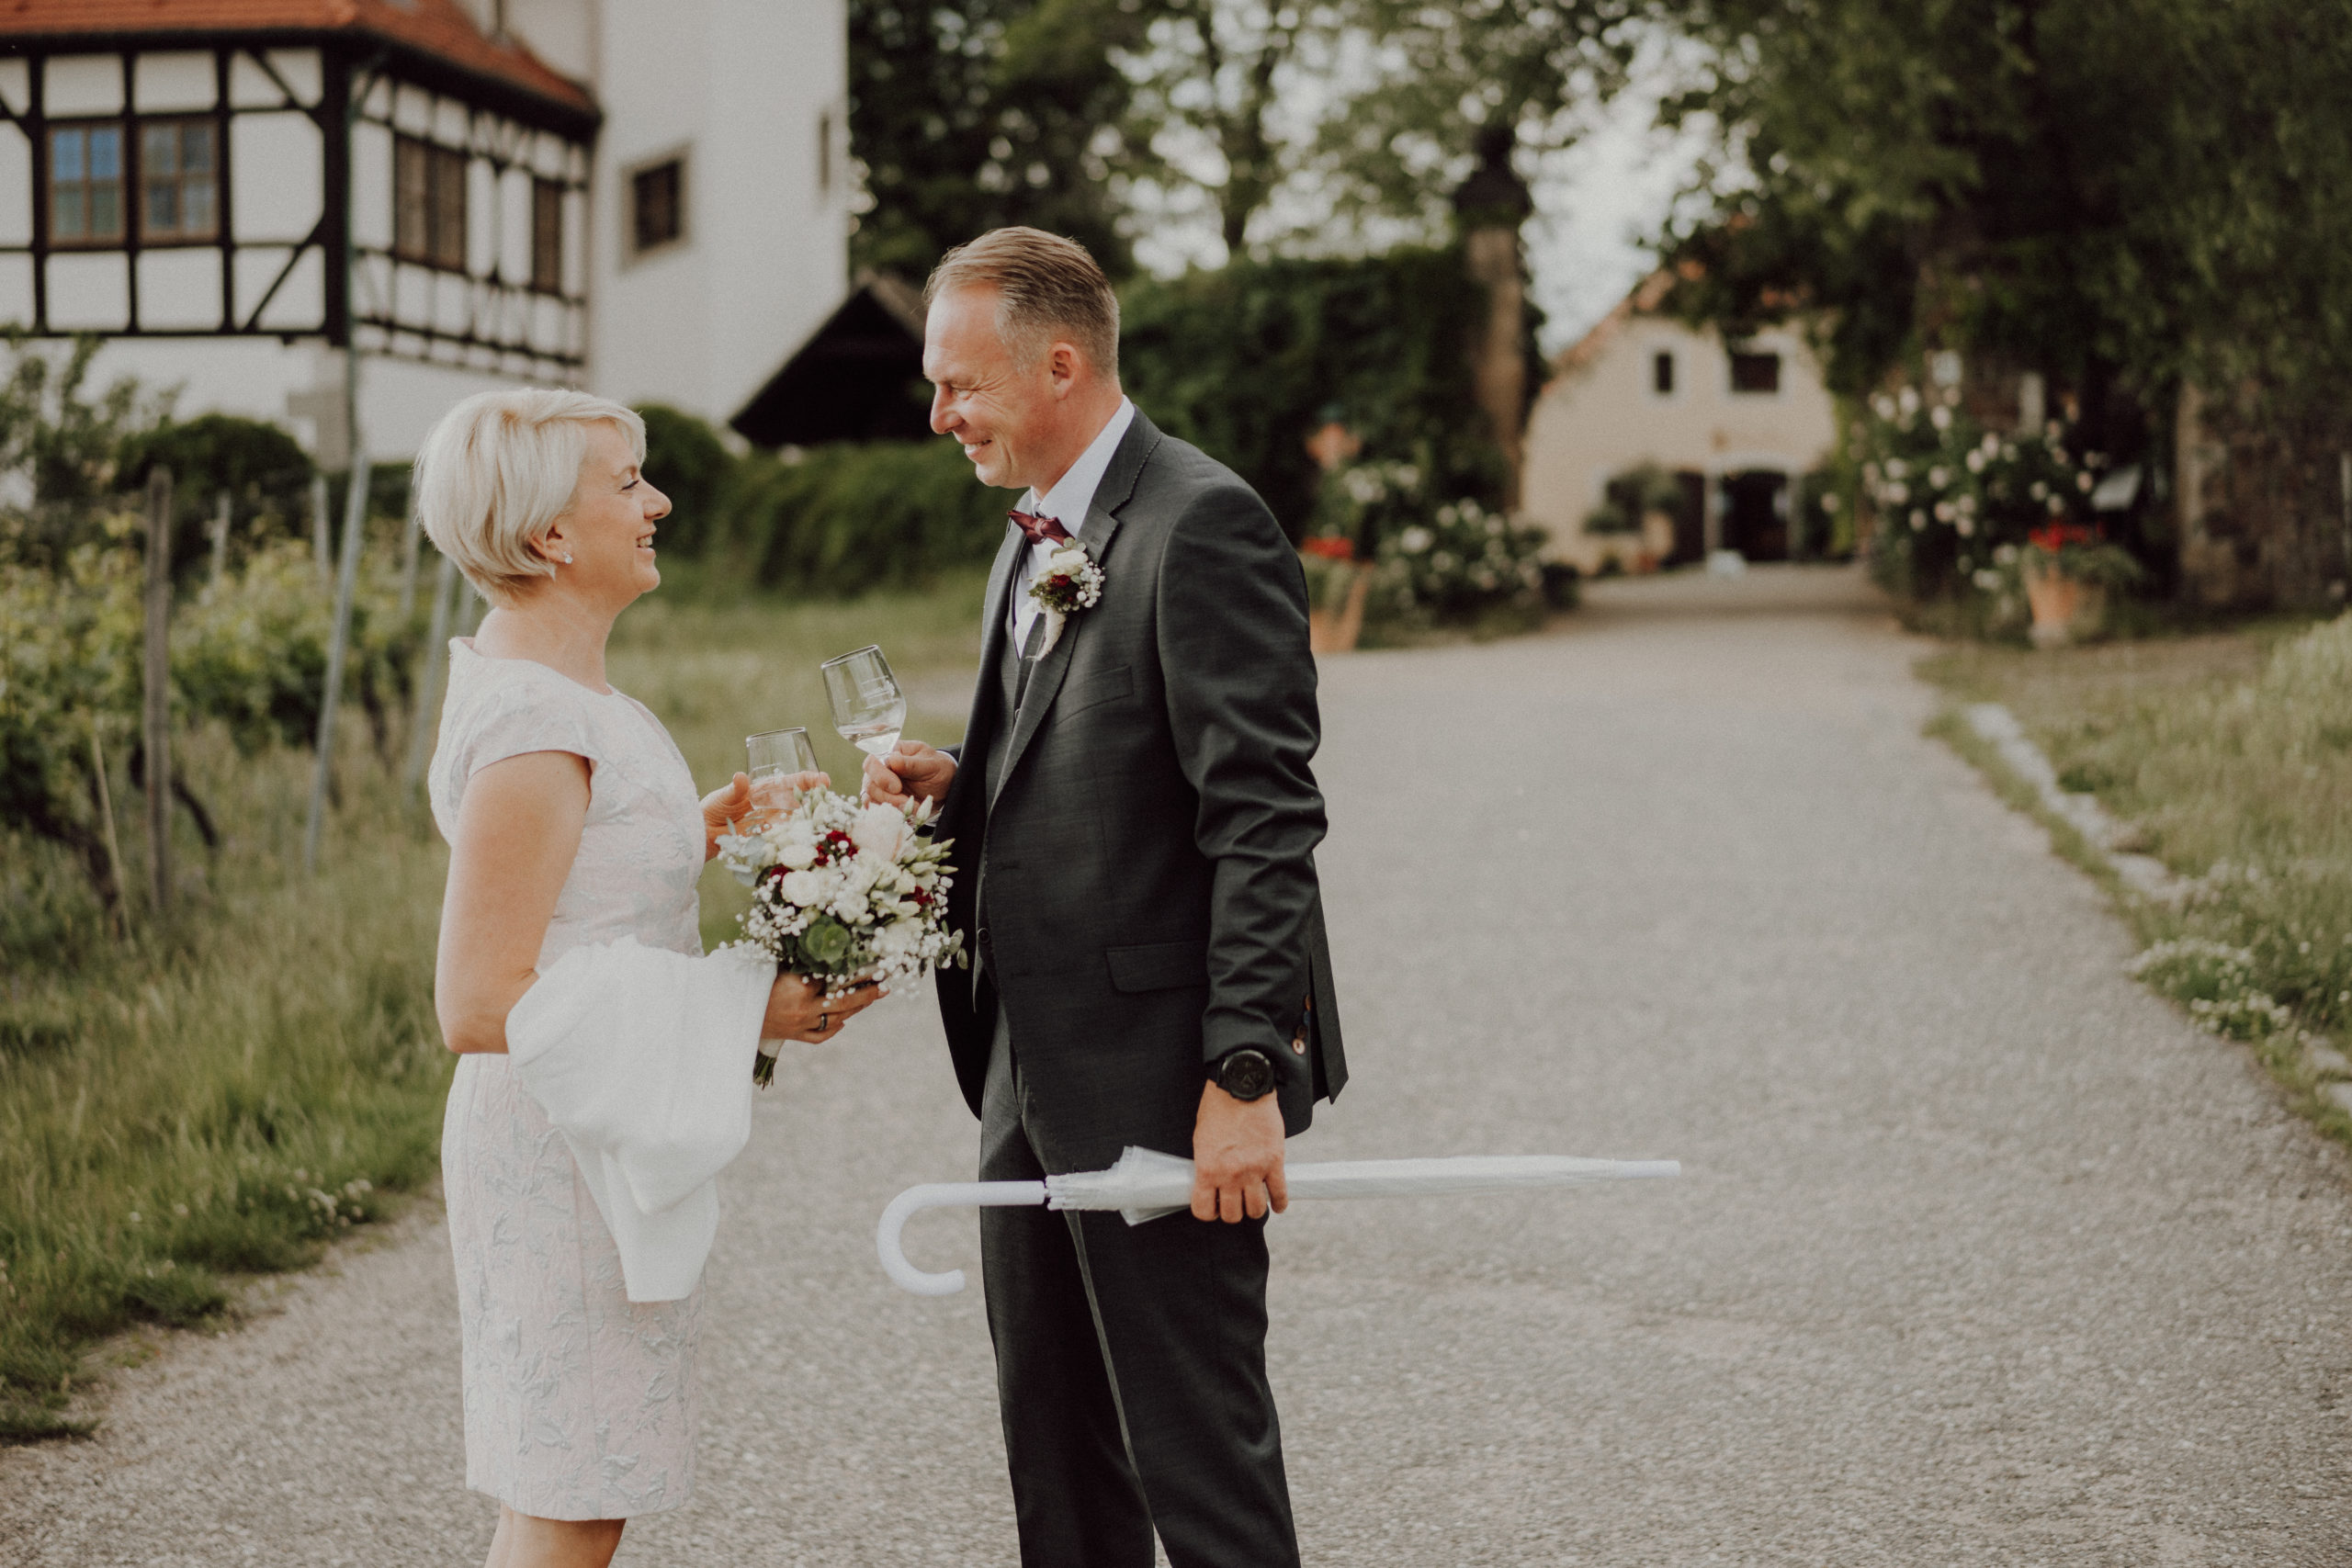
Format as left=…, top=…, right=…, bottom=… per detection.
left=561, top=552, right=575, bottom=564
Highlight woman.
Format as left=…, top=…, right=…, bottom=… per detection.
left=419, top=389, right=880, bottom=1568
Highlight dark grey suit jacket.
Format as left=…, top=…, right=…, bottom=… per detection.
left=932, top=409, right=1346, bottom=1173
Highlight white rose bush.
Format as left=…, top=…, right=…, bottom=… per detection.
left=717, top=791, right=966, bottom=1086
left=1853, top=379, right=2141, bottom=631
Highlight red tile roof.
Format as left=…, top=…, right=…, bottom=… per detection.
left=0, top=0, right=594, bottom=118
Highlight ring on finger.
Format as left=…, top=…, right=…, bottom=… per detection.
left=818, top=1011, right=831, bottom=1032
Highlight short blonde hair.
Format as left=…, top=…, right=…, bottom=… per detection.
left=925, top=226, right=1120, bottom=377
left=413, top=388, right=646, bottom=603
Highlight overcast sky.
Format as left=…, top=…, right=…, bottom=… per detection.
left=1520, top=75, right=1713, bottom=357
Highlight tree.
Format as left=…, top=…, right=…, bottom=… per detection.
left=1654, top=0, right=2352, bottom=452
left=1115, top=0, right=1640, bottom=260
left=848, top=0, right=1159, bottom=279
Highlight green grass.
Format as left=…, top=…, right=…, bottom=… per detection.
left=0, top=573, right=984, bottom=1439
left=1919, top=614, right=2352, bottom=1145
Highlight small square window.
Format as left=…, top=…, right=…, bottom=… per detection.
left=1652, top=351, right=1676, bottom=396
left=1729, top=351, right=1782, bottom=394
left=530, top=177, right=565, bottom=294
left=630, top=158, right=684, bottom=256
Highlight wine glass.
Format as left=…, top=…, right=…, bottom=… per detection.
left=746, top=727, right=820, bottom=820
left=821, top=644, right=907, bottom=761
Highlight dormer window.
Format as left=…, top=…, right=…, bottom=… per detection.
left=50, top=123, right=126, bottom=244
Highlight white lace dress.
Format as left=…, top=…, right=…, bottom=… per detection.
left=429, top=640, right=710, bottom=1521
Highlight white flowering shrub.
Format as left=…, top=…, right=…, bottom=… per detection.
left=1373, top=498, right=1548, bottom=624
left=1854, top=381, right=2136, bottom=616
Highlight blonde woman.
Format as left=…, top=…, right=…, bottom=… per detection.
left=419, top=389, right=879, bottom=1568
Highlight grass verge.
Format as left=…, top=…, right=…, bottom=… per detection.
left=0, top=574, right=983, bottom=1439
left=1919, top=615, right=2352, bottom=1147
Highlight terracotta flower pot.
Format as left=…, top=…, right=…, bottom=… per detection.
left=2022, top=554, right=2106, bottom=649
left=1306, top=559, right=1374, bottom=652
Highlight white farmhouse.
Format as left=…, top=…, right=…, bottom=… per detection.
left=0, top=0, right=848, bottom=463
left=1521, top=272, right=1838, bottom=575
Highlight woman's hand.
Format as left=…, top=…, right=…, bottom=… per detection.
left=702, top=770, right=831, bottom=858
left=763, top=972, right=885, bottom=1043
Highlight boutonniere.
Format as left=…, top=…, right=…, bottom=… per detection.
left=1026, top=544, right=1104, bottom=658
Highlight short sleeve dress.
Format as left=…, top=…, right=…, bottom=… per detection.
left=428, top=640, right=712, bottom=1521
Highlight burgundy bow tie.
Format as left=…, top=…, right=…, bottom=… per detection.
left=1009, top=509, right=1071, bottom=546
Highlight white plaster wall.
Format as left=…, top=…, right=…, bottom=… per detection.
left=1521, top=318, right=1838, bottom=572
left=584, top=0, right=846, bottom=422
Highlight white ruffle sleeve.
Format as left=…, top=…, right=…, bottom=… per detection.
left=506, top=937, right=775, bottom=1302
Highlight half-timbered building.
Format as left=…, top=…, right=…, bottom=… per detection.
left=0, top=0, right=848, bottom=458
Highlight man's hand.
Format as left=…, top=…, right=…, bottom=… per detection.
left=862, top=739, right=956, bottom=808
left=1191, top=1080, right=1288, bottom=1223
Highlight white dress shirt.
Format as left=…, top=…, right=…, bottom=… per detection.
left=1010, top=397, right=1136, bottom=652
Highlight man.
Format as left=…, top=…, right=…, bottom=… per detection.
left=864, top=226, right=1346, bottom=1568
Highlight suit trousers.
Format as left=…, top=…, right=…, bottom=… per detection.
left=979, top=1007, right=1301, bottom=1568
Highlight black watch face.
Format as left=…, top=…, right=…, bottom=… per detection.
left=1222, top=1051, right=1276, bottom=1099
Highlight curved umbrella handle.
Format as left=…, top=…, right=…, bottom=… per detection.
left=876, top=1179, right=1046, bottom=1295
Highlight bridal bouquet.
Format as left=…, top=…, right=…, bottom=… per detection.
left=716, top=792, right=965, bottom=1086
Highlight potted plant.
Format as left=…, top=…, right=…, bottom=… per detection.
left=1300, top=534, right=1373, bottom=651
left=2021, top=521, right=2142, bottom=647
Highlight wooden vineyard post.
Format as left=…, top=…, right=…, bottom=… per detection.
left=311, top=473, right=333, bottom=592
left=142, top=466, right=175, bottom=917
left=209, top=491, right=232, bottom=587
left=304, top=453, right=369, bottom=874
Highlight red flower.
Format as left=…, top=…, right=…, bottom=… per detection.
left=2030, top=521, right=2101, bottom=553
left=1302, top=536, right=1354, bottom=560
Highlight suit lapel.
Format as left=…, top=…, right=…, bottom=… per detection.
left=989, top=413, right=1162, bottom=813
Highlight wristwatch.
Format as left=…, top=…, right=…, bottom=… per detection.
left=1210, top=1047, right=1278, bottom=1102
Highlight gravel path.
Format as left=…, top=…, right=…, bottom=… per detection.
left=8, top=564, right=2350, bottom=1566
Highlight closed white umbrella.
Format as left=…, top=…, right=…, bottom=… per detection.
left=876, top=1145, right=1679, bottom=1296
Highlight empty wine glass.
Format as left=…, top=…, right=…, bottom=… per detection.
left=746, top=727, right=820, bottom=820
left=822, top=644, right=907, bottom=760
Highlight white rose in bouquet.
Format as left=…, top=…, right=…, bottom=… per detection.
left=852, top=801, right=910, bottom=861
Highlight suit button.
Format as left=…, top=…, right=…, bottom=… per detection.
left=978, top=926, right=991, bottom=947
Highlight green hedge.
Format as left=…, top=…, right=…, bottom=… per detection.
left=707, top=439, right=1012, bottom=595
left=1118, top=246, right=1521, bottom=539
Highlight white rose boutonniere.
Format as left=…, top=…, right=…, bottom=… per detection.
left=1026, top=544, right=1105, bottom=658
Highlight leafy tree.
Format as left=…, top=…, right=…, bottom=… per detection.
left=1301, top=0, right=1640, bottom=238
left=1115, top=0, right=1638, bottom=258
left=1654, top=0, right=2352, bottom=468
left=0, top=334, right=170, bottom=570
left=848, top=0, right=1159, bottom=279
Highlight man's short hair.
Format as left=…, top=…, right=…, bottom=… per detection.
left=413, top=388, right=645, bottom=604
left=925, top=227, right=1120, bottom=378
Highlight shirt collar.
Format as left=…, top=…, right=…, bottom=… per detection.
left=1023, top=398, right=1136, bottom=538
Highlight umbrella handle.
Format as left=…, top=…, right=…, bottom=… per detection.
left=876, top=1180, right=1046, bottom=1295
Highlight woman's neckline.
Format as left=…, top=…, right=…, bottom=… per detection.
left=454, top=637, right=624, bottom=699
